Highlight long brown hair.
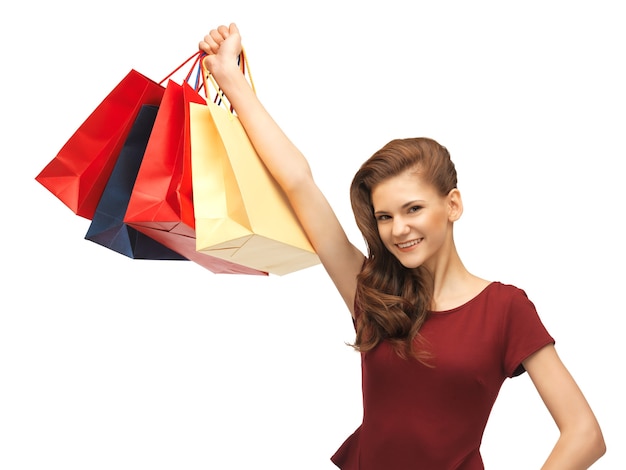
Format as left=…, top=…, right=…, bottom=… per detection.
left=349, top=137, right=458, bottom=362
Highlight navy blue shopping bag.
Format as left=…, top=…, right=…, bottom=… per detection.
left=85, top=104, right=188, bottom=261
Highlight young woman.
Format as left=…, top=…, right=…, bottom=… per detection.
left=199, top=24, right=606, bottom=469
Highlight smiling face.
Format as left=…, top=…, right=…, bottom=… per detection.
left=350, top=138, right=461, bottom=272
left=371, top=168, right=462, bottom=271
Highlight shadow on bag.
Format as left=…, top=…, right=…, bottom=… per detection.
left=85, top=104, right=187, bottom=261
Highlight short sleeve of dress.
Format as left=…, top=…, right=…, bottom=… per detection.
left=501, top=286, right=555, bottom=378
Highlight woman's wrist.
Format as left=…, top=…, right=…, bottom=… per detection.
left=209, top=58, right=242, bottom=83
left=211, top=60, right=251, bottom=100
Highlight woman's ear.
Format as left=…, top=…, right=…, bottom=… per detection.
left=447, top=188, right=463, bottom=222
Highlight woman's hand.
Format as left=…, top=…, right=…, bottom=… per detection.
left=199, top=23, right=242, bottom=78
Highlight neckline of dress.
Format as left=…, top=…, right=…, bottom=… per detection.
left=428, top=281, right=498, bottom=315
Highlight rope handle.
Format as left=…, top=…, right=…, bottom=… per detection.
left=200, top=47, right=255, bottom=113
left=158, top=51, right=203, bottom=86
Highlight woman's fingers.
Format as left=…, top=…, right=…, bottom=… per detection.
left=199, top=29, right=223, bottom=55
left=199, top=24, right=238, bottom=56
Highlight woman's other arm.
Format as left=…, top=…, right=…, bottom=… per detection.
left=523, top=344, right=606, bottom=469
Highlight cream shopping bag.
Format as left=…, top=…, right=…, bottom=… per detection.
left=189, top=53, right=320, bottom=275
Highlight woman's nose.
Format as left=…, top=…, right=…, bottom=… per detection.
left=391, top=216, right=410, bottom=237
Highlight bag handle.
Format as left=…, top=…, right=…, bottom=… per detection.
left=158, top=51, right=204, bottom=86
left=200, top=47, right=255, bottom=113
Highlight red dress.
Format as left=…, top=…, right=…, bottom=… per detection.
left=331, top=282, right=554, bottom=469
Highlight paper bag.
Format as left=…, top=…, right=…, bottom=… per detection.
left=189, top=100, right=320, bottom=275
left=35, top=70, right=166, bottom=219
left=85, top=104, right=187, bottom=261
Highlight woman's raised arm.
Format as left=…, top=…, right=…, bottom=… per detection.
left=199, top=24, right=364, bottom=312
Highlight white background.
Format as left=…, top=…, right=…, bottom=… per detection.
left=2, top=1, right=624, bottom=469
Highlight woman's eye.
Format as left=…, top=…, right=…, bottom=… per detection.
left=408, top=205, right=422, bottom=213
left=376, top=214, right=390, bottom=221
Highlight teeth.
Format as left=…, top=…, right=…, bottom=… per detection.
left=397, top=239, right=420, bottom=249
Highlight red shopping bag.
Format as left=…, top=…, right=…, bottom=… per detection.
left=35, top=53, right=200, bottom=219
left=124, top=79, right=266, bottom=275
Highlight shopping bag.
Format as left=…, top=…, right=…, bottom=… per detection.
left=189, top=53, right=320, bottom=275
left=35, top=53, right=200, bottom=219
left=124, top=79, right=266, bottom=275
left=84, top=104, right=187, bottom=261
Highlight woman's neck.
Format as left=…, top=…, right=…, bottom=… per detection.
left=427, top=248, right=489, bottom=311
